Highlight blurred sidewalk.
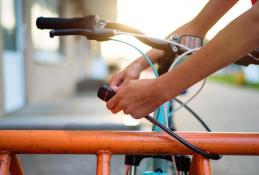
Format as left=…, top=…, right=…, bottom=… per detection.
left=0, top=90, right=139, bottom=130
left=175, top=81, right=259, bottom=175
left=0, top=87, right=138, bottom=175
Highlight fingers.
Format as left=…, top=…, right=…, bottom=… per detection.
left=109, top=67, right=141, bottom=87
left=111, top=103, right=123, bottom=114
left=106, top=92, right=150, bottom=117
left=106, top=89, right=128, bottom=114
left=109, top=73, right=123, bottom=86
left=110, top=86, right=119, bottom=92
left=106, top=92, right=121, bottom=112
left=109, top=74, right=131, bottom=88
left=107, top=99, right=130, bottom=115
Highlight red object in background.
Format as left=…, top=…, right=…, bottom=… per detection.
left=251, top=0, right=257, bottom=5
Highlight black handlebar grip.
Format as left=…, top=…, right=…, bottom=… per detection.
left=97, top=85, right=116, bottom=102
left=36, top=15, right=100, bottom=30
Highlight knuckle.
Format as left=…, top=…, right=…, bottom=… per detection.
left=111, top=109, right=117, bottom=114
left=131, top=114, right=139, bottom=119
left=106, top=103, right=112, bottom=110
left=128, top=73, right=135, bottom=79
left=123, top=107, right=130, bottom=115
left=133, top=112, right=143, bottom=119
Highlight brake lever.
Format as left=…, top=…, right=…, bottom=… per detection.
left=49, top=28, right=115, bottom=41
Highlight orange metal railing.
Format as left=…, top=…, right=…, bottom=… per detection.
left=0, top=130, right=259, bottom=175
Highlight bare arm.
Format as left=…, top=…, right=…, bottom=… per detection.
left=160, top=3, right=259, bottom=101
left=107, top=2, right=259, bottom=118
left=109, top=0, right=238, bottom=86
left=135, top=0, right=239, bottom=71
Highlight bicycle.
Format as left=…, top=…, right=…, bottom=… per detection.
left=0, top=15, right=259, bottom=175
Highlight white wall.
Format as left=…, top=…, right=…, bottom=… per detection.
left=0, top=0, right=4, bottom=115
left=0, top=0, right=117, bottom=109
left=23, top=0, right=88, bottom=103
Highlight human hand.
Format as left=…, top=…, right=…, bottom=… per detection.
left=109, top=63, right=143, bottom=87
left=168, top=20, right=206, bottom=40
left=106, top=79, right=165, bottom=119
left=235, top=50, right=259, bottom=66
left=158, top=21, right=205, bottom=75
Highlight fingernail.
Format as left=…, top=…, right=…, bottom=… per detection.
left=110, top=86, right=119, bottom=92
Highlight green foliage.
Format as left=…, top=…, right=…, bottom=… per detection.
left=209, top=74, right=259, bottom=90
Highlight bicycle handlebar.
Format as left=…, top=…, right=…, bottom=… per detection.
left=36, top=15, right=101, bottom=30
left=36, top=15, right=218, bottom=161
left=36, top=15, right=174, bottom=51
left=49, top=29, right=115, bottom=41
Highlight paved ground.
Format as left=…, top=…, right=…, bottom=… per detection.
left=1, top=81, right=259, bottom=174
left=175, top=81, right=259, bottom=175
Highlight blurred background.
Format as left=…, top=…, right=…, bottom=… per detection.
left=0, top=0, right=259, bottom=175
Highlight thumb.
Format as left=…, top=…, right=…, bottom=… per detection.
left=110, top=86, right=120, bottom=92
left=109, top=75, right=123, bottom=86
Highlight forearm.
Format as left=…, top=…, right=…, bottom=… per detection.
left=134, top=0, right=238, bottom=72
left=191, top=0, right=238, bottom=37
left=129, top=48, right=164, bottom=71
left=159, top=4, right=259, bottom=101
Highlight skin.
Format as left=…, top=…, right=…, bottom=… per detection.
left=107, top=0, right=259, bottom=118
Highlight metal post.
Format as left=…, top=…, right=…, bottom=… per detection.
left=96, top=150, right=111, bottom=175
left=0, top=154, right=11, bottom=175
left=10, top=155, right=24, bottom=175
left=189, top=154, right=211, bottom=175
left=129, top=166, right=137, bottom=175
left=1, top=131, right=259, bottom=155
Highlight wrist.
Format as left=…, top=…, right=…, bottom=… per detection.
left=134, top=57, right=149, bottom=71
left=127, top=59, right=144, bottom=73
left=188, top=19, right=207, bottom=38
left=169, top=20, right=206, bottom=41
left=134, top=49, right=164, bottom=70
left=156, top=74, right=180, bottom=102
left=152, top=78, right=170, bottom=104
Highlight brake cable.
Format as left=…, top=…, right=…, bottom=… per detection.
left=37, top=17, right=221, bottom=159
left=97, top=39, right=222, bottom=160
left=97, top=84, right=221, bottom=160
left=144, top=115, right=221, bottom=160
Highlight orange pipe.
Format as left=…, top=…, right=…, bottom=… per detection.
left=10, top=155, right=24, bottom=175
left=0, top=154, right=11, bottom=175
left=0, top=131, right=259, bottom=155
left=96, top=150, right=111, bottom=175
left=189, top=155, right=211, bottom=175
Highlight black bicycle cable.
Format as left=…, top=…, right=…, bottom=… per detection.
left=37, top=16, right=221, bottom=161
left=49, top=30, right=216, bottom=159
left=104, top=39, right=220, bottom=160
left=173, top=98, right=211, bottom=132
left=145, top=114, right=221, bottom=160
left=97, top=85, right=221, bottom=160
